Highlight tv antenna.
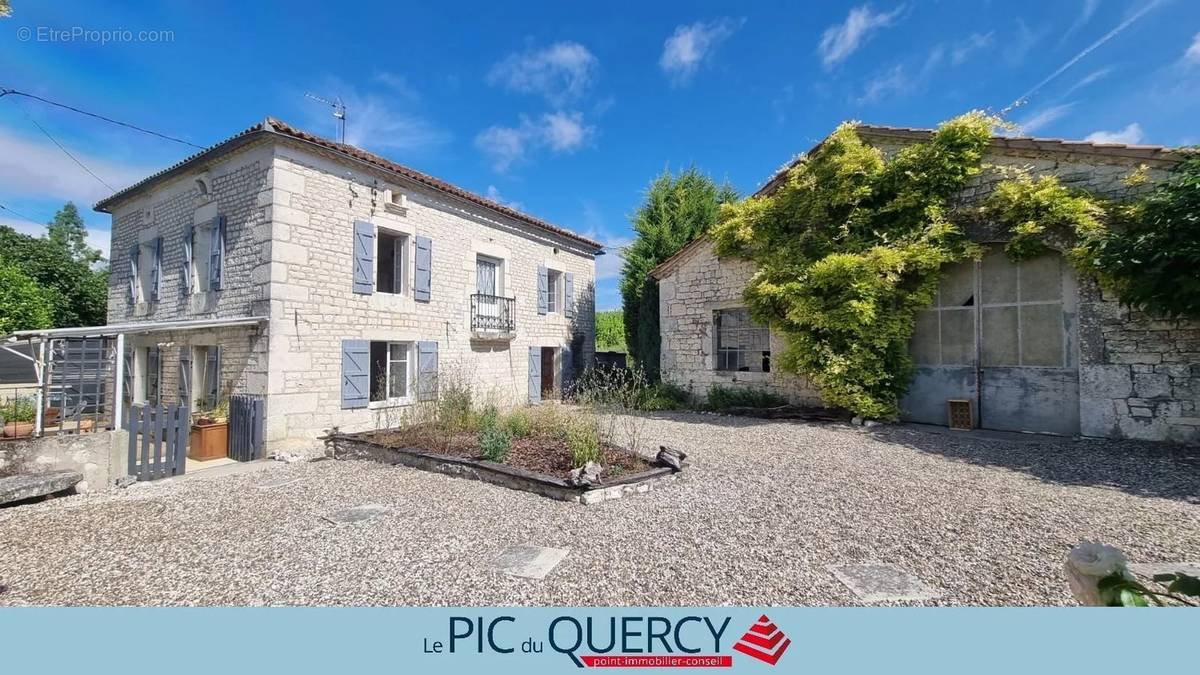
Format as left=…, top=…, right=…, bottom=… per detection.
left=305, top=92, right=346, bottom=143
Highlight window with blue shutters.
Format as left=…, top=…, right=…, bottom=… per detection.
left=209, top=215, right=225, bottom=291
left=182, top=225, right=194, bottom=295
left=352, top=220, right=374, bottom=294
left=128, top=244, right=140, bottom=303
left=414, top=235, right=432, bottom=302
left=150, top=237, right=163, bottom=302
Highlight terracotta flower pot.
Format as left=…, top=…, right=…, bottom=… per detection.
left=2, top=421, right=34, bottom=438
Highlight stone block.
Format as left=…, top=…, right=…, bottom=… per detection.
left=1080, top=365, right=1132, bottom=399
left=272, top=241, right=309, bottom=265
left=1133, top=373, right=1171, bottom=399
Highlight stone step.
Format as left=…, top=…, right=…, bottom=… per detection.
left=0, top=470, right=83, bottom=506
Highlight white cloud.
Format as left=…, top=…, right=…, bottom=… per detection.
left=487, top=41, right=598, bottom=106
left=475, top=112, right=595, bottom=172
left=1063, top=0, right=1101, bottom=41
left=0, top=126, right=156, bottom=205
left=1003, top=19, right=1043, bottom=65
left=1186, top=32, right=1200, bottom=64
left=859, top=65, right=909, bottom=103
left=1061, top=66, right=1112, bottom=97
left=0, top=217, right=111, bottom=261
left=485, top=185, right=523, bottom=212
left=1016, top=103, right=1075, bottom=134
left=818, top=4, right=904, bottom=70
left=659, top=18, right=743, bottom=85
left=952, top=32, right=994, bottom=65
left=1085, top=122, right=1145, bottom=144
left=334, top=89, right=450, bottom=153
left=594, top=235, right=631, bottom=281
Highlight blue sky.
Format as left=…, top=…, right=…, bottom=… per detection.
left=2, top=1, right=1198, bottom=310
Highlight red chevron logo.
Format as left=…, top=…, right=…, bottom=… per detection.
left=732, top=615, right=792, bottom=666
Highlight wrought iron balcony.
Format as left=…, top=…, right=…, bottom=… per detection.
left=470, top=293, right=516, bottom=334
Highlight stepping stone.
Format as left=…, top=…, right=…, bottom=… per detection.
left=0, top=470, right=82, bottom=505
left=490, top=545, right=569, bottom=580
left=253, top=476, right=305, bottom=490
left=323, top=504, right=388, bottom=524
left=1130, top=562, right=1200, bottom=579
left=829, top=563, right=941, bottom=602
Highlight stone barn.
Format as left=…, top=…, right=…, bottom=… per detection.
left=651, top=125, right=1199, bottom=443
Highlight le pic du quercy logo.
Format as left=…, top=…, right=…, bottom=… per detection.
left=422, top=613, right=793, bottom=668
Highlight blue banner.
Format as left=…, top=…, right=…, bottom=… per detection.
left=0, top=607, right=1195, bottom=673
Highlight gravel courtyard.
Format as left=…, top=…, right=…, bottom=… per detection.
left=1, top=412, right=1197, bottom=606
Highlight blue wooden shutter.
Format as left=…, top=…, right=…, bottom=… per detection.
left=414, top=235, right=432, bottom=302
left=417, top=340, right=439, bottom=401
left=179, top=348, right=193, bottom=405
left=528, top=346, right=541, bottom=403
left=209, top=215, right=225, bottom=290
left=150, top=237, right=163, bottom=301
left=205, top=346, right=221, bottom=408
left=352, top=220, right=374, bottom=294
left=128, top=244, right=140, bottom=303
left=122, top=345, right=135, bottom=406
left=182, top=225, right=194, bottom=295
left=341, top=340, right=370, bottom=409
left=564, top=272, right=575, bottom=319
left=147, top=346, right=161, bottom=406
left=537, top=265, right=548, bottom=315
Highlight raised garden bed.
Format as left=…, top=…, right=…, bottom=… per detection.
left=326, top=430, right=684, bottom=504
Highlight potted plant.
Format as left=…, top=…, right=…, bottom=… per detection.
left=1, top=395, right=36, bottom=438
left=189, top=398, right=229, bottom=461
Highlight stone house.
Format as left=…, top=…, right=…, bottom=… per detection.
left=651, top=125, right=1199, bottom=443
left=91, top=118, right=602, bottom=451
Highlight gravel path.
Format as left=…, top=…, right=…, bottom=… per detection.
left=1, top=413, right=1197, bottom=606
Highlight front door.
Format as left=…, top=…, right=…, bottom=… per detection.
left=901, top=246, right=1080, bottom=435
left=541, top=347, right=556, bottom=398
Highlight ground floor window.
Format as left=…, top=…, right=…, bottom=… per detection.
left=369, top=341, right=411, bottom=403
left=714, top=307, right=770, bottom=372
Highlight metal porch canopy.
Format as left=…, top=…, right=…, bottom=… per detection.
left=2, top=316, right=266, bottom=435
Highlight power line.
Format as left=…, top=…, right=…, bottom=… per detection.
left=12, top=100, right=115, bottom=192
left=0, top=87, right=205, bottom=150
left=0, top=202, right=45, bottom=227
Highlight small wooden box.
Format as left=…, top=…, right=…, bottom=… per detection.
left=947, top=399, right=973, bottom=430
left=189, top=422, right=228, bottom=461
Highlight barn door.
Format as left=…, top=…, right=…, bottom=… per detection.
left=902, top=246, right=1079, bottom=435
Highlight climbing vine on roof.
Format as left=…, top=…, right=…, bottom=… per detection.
left=711, top=111, right=1198, bottom=419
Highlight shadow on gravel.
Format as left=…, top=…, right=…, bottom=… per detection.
left=876, top=425, right=1200, bottom=504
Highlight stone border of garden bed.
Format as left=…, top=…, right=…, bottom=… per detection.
left=324, top=432, right=684, bottom=505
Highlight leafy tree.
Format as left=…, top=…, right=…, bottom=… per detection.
left=0, top=263, right=53, bottom=334
left=1087, top=153, right=1200, bottom=317
left=48, top=202, right=102, bottom=265
left=595, top=310, right=626, bottom=352
left=620, top=168, right=736, bottom=380
left=0, top=203, right=109, bottom=329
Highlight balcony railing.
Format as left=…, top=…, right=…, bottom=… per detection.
left=471, top=293, right=516, bottom=333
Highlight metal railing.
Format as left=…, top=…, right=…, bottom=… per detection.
left=470, top=293, right=516, bottom=332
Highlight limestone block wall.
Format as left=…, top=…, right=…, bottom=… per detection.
left=658, top=238, right=821, bottom=405
left=262, top=140, right=597, bottom=445
left=125, top=324, right=268, bottom=408
left=107, top=142, right=274, bottom=324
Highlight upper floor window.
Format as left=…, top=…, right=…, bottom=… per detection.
left=546, top=269, right=562, bottom=313
left=714, top=308, right=770, bottom=373
left=376, top=229, right=408, bottom=295
left=189, top=216, right=224, bottom=293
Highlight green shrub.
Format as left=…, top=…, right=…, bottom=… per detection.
left=706, top=385, right=787, bottom=410
left=436, top=377, right=475, bottom=434
left=478, top=422, right=512, bottom=462
left=0, top=395, right=36, bottom=423
left=529, top=403, right=568, bottom=438
left=640, top=382, right=693, bottom=411
left=565, top=416, right=603, bottom=467
left=504, top=408, right=534, bottom=439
